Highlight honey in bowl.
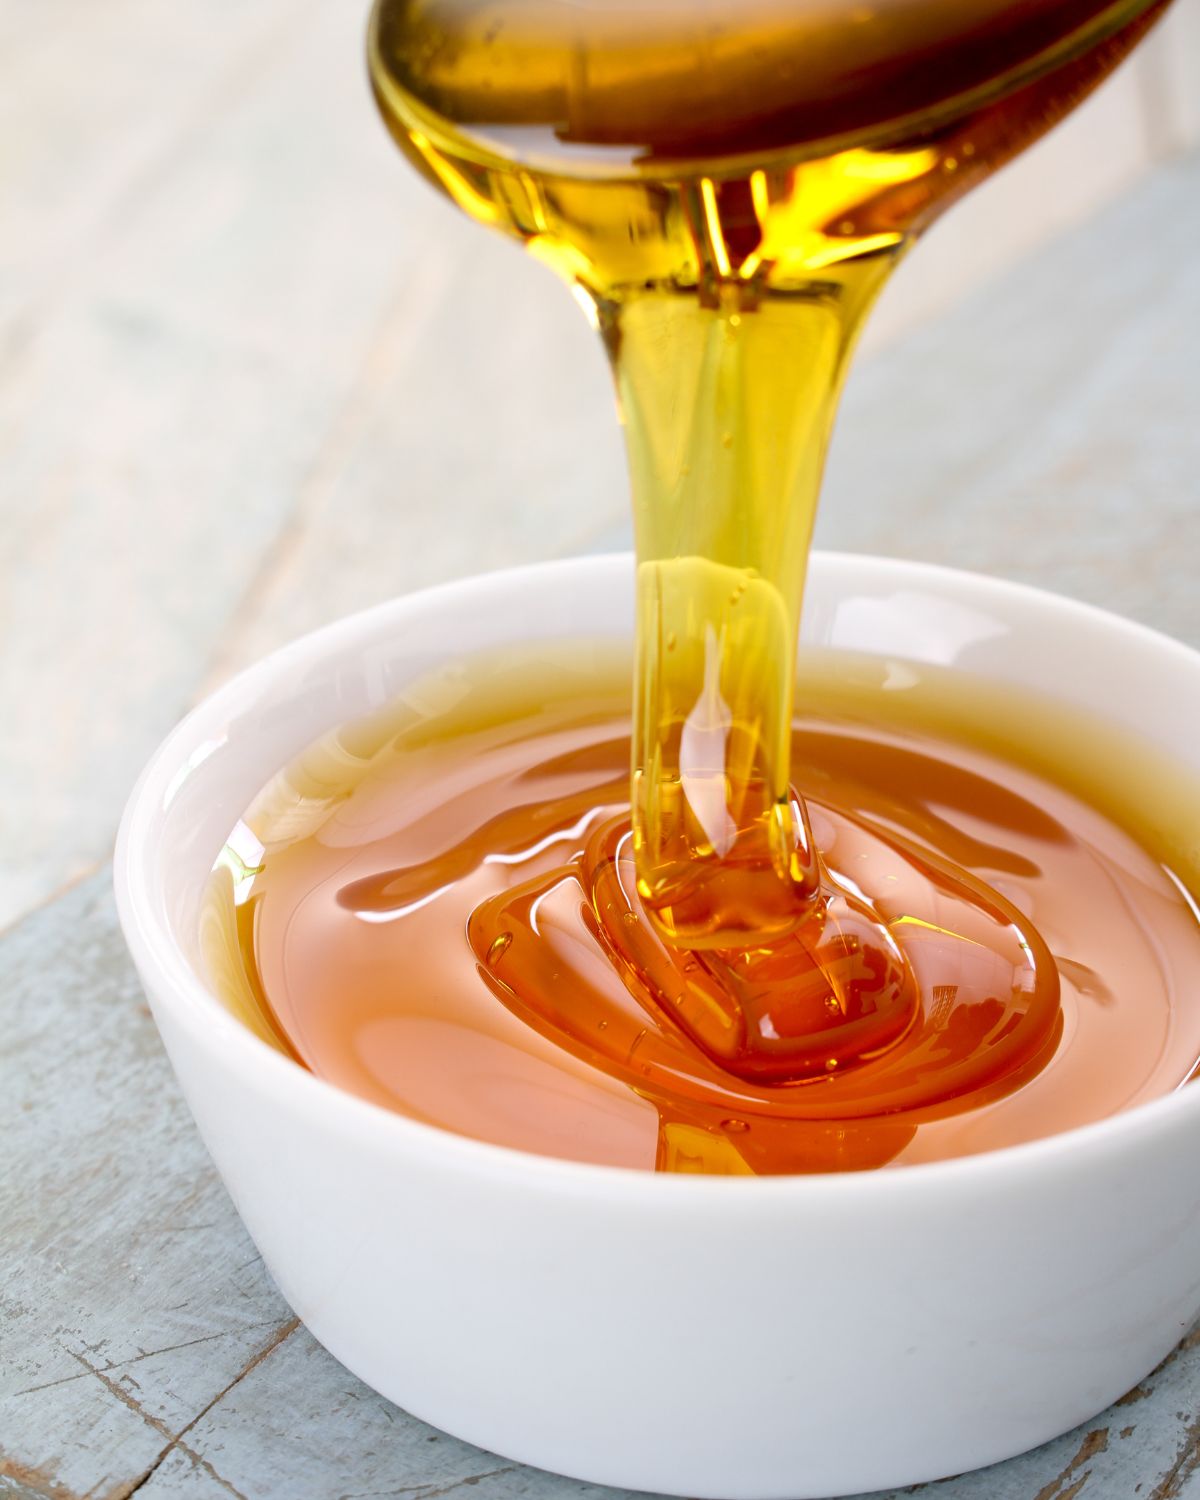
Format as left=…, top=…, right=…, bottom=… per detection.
left=203, top=0, right=1198, bottom=1175
left=203, top=643, right=1200, bottom=1175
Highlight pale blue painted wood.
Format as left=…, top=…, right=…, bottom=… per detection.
left=817, top=149, right=1200, bottom=653
left=0, top=0, right=618, bottom=931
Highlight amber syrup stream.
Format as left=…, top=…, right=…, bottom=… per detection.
left=211, top=0, right=1197, bottom=1176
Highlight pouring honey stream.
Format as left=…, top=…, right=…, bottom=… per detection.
left=366, top=1, right=1164, bottom=1109
left=203, top=0, right=1200, bottom=1178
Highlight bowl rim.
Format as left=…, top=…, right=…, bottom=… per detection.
left=114, top=550, right=1200, bottom=1204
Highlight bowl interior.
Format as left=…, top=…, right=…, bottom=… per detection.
left=119, top=550, right=1200, bottom=1127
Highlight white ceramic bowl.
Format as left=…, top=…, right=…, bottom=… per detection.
left=115, top=554, right=1200, bottom=1500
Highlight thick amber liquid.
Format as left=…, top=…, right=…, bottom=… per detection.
left=203, top=0, right=1194, bottom=1169
left=205, top=648, right=1200, bottom=1175
left=369, top=0, right=1169, bottom=966
left=364, top=0, right=1176, bottom=1098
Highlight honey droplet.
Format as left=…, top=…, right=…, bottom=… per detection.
left=486, top=931, right=513, bottom=966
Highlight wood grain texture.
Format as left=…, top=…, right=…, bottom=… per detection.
left=0, top=0, right=620, bottom=932
left=5, top=871, right=1200, bottom=1500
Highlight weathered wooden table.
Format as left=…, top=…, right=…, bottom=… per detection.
left=3, top=5, right=1200, bottom=1493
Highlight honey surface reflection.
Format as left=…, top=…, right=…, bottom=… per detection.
left=205, top=648, right=1200, bottom=1175
left=368, top=0, right=1171, bottom=1078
